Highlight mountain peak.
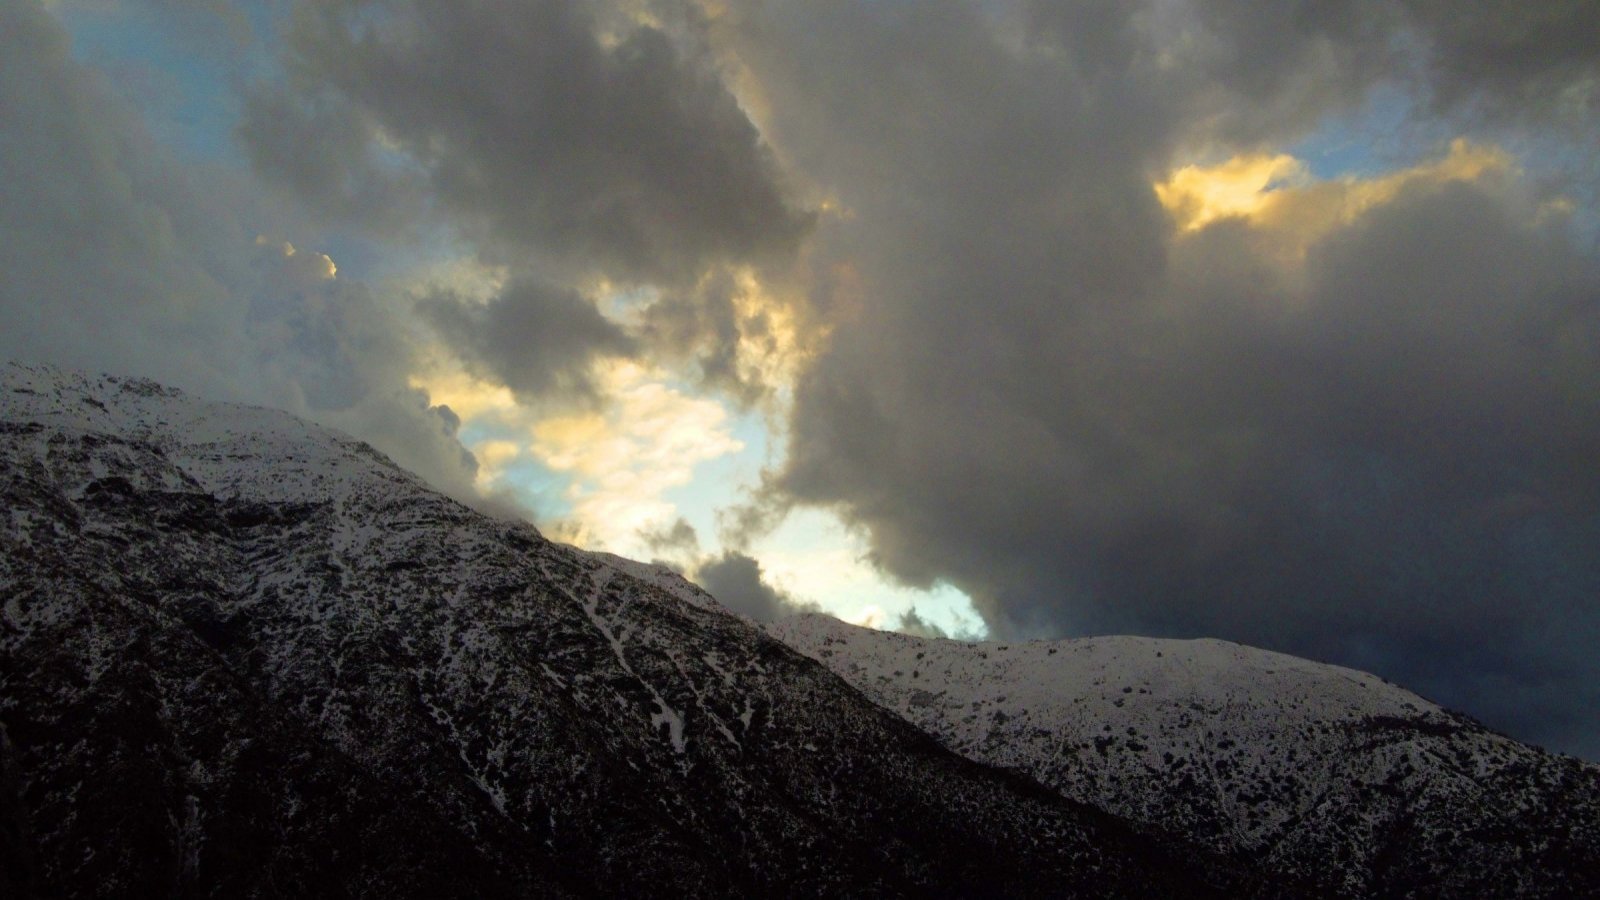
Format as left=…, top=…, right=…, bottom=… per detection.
left=771, top=611, right=1600, bottom=897
left=2, top=364, right=1240, bottom=897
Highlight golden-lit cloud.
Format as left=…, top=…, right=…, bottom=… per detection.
left=1157, top=139, right=1519, bottom=261
left=847, top=606, right=888, bottom=629
left=614, top=264, right=832, bottom=408
left=410, top=352, right=747, bottom=555
left=532, top=360, right=744, bottom=552
left=1155, top=153, right=1310, bottom=232
left=408, top=367, right=519, bottom=421
left=725, top=267, right=825, bottom=397
left=406, top=356, right=537, bottom=491
left=256, top=235, right=337, bottom=280
left=471, top=438, right=524, bottom=482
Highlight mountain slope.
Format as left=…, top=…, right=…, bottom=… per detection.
left=0, top=363, right=1252, bottom=898
left=770, top=613, right=1600, bottom=898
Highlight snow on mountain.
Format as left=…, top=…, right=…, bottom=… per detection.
left=586, top=552, right=735, bottom=618
left=0, top=362, right=1256, bottom=897
left=769, top=612, right=1600, bottom=898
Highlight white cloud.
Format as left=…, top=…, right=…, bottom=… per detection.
left=529, top=361, right=744, bottom=554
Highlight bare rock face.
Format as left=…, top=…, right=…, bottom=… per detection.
left=0, top=363, right=1251, bottom=898
left=770, top=614, right=1600, bottom=898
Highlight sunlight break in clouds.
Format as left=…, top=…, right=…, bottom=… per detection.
left=532, top=361, right=744, bottom=554
left=409, top=366, right=520, bottom=422
left=1157, top=139, right=1517, bottom=250
left=1155, top=154, right=1311, bottom=232
left=747, top=508, right=988, bottom=639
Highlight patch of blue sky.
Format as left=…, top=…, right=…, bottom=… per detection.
left=349, top=223, right=468, bottom=286
left=1291, top=82, right=1598, bottom=251
left=750, top=508, right=990, bottom=638
left=1496, top=129, right=1600, bottom=251
left=456, top=419, right=572, bottom=518
left=907, top=583, right=989, bottom=640
left=598, top=284, right=664, bottom=320
left=1289, top=84, right=1444, bottom=181
left=55, top=4, right=273, bottom=165
left=487, top=455, right=573, bottom=520
left=312, top=234, right=389, bottom=285
left=53, top=5, right=433, bottom=284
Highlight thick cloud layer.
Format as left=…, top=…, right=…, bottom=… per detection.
left=711, top=0, right=1600, bottom=756
left=241, top=0, right=811, bottom=284
left=238, top=0, right=818, bottom=420
left=420, top=279, right=634, bottom=402
left=0, top=1, right=481, bottom=503
left=10, top=0, right=1600, bottom=760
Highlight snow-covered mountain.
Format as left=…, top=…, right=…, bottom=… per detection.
left=769, top=613, right=1600, bottom=898
left=0, top=363, right=1258, bottom=897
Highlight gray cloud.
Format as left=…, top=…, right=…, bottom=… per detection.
left=639, top=517, right=702, bottom=560
left=692, top=551, right=820, bottom=624
left=638, top=274, right=756, bottom=403
left=0, top=1, right=485, bottom=507
left=894, top=607, right=951, bottom=640
left=1137, top=1, right=1600, bottom=137
left=1398, top=1, right=1600, bottom=121
left=712, top=0, right=1600, bottom=757
left=237, top=87, right=424, bottom=236
left=419, top=279, right=635, bottom=403
left=241, top=0, right=811, bottom=285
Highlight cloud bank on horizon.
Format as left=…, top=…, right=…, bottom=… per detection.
left=4, top=0, right=1598, bottom=759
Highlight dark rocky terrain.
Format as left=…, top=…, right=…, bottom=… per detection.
left=771, top=614, right=1600, bottom=898
left=9, top=361, right=1595, bottom=898
left=0, top=363, right=1257, bottom=898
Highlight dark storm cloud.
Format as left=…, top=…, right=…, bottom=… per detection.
left=713, top=0, right=1600, bottom=757
left=0, top=1, right=484, bottom=505
left=1397, top=1, right=1600, bottom=120
left=419, top=279, right=635, bottom=402
left=692, top=551, right=819, bottom=624
left=240, top=0, right=811, bottom=285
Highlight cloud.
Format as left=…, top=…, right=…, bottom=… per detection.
left=530, top=361, right=744, bottom=553
left=1136, top=1, right=1600, bottom=140
left=894, top=606, right=950, bottom=640
left=1156, top=139, right=1517, bottom=264
left=1, top=0, right=245, bottom=386
left=1155, top=154, right=1312, bottom=234
left=240, top=0, right=811, bottom=285
left=691, top=550, right=820, bottom=623
left=707, top=1, right=1600, bottom=757
left=640, top=517, right=703, bottom=560
left=0, top=1, right=483, bottom=505
left=634, top=266, right=825, bottom=407
left=419, top=278, right=635, bottom=403
left=1397, top=1, right=1600, bottom=122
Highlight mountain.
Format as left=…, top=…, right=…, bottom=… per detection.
left=769, top=614, right=1600, bottom=898
left=0, top=362, right=1261, bottom=898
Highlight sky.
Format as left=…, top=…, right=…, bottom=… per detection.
left=3, top=0, right=1598, bottom=759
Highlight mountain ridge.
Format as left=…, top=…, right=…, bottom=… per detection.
left=768, top=612, right=1600, bottom=897
left=1, top=362, right=1255, bottom=897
